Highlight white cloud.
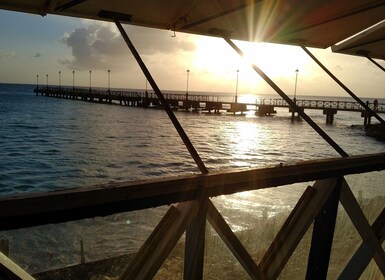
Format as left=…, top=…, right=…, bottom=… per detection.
left=0, top=50, right=17, bottom=59
left=59, top=22, right=196, bottom=71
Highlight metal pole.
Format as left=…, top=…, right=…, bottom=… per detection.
left=108, top=69, right=111, bottom=92
left=186, top=69, right=190, bottom=98
left=224, top=36, right=348, bottom=158
left=235, top=70, right=239, bottom=103
left=113, top=17, right=208, bottom=174
left=46, top=74, right=48, bottom=90
left=72, top=70, right=75, bottom=92
left=59, top=71, right=61, bottom=90
left=89, top=70, right=92, bottom=92
left=301, top=46, right=384, bottom=124
left=294, top=69, right=299, bottom=103
left=145, top=78, right=148, bottom=93
left=365, top=55, right=385, bottom=72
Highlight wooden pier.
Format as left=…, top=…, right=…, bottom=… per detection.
left=35, top=87, right=384, bottom=124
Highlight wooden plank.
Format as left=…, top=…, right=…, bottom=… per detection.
left=119, top=201, right=198, bottom=279
left=119, top=205, right=180, bottom=278
left=184, top=197, right=209, bottom=280
left=0, top=251, right=35, bottom=280
left=0, top=154, right=385, bottom=230
left=260, top=179, right=338, bottom=279
left=207, top=200, right=262, bottom=279
left=339, top=207, right=385, bottom=279
left=339, top=180, right=385, bottom=276
left=306, top=177, right=342, bottom=279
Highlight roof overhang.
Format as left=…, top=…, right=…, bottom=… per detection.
left=332, top=20, right=385, bottom=60
left=0, top=0, right=385, bottom=48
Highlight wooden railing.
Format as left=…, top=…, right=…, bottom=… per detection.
left=0, top=153, right=384, bottom=279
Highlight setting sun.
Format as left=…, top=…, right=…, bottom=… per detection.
left=193, top=35, right=313, bottom=94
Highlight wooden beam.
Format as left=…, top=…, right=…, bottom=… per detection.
left=119, top=201, right=198, bottom=279
left=55, top=0, right=87, bottom=12
left=0, top=251, right=35, bottom=280
left=260, top=179, right=338, bottom=279
left=184, top=197, right=209, bottom=279
left=0, top=154, right=384, bottom=230
left=306, top=177, right=342, bottom=279
left=207, top=200, right=263, bottom=279
left=339, top=180, right=385, bottom=276
left=338, top=207, right=385, bottom=279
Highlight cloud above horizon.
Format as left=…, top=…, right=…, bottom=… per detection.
left=0, top=50, right=17, bottom=59
left=59, top=22, right=196, bottom=71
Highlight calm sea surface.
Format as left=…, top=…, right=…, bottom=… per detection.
left=1, top=83, right=385, bottom=274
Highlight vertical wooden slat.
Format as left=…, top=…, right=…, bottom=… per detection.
left=184, top=197, right=209, bottom=280
left=306, top=177, right=342, bottom=279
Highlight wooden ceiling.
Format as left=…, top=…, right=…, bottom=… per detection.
left=1, top=0, right=385, bottom=49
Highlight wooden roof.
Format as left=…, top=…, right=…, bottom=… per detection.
left=332, top=20, right=385, bottom=60
left=0, top=0, right=385, bottom=48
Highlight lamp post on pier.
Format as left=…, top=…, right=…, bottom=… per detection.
left=186, top=69, right=190, bottom=100
left=235, top=69, right=239, bottom=103
left=46, top=74, right=48, bottom=90
left=72, top=70, right=75, bottom=92
left=89, top=70, right=92, bottom=93
left=108, top=69, right=111, bottom=92
left=58, top=71, right=61, bottom=90
left=294, top=69, right=299, bottom=103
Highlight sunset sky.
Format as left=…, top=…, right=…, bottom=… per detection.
left=0, top=10, right=384, bottom=98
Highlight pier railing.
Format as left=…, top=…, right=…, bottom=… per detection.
left=0, top=153, right=384, bottom=279
left=35, top=87, right=385, bottom=113
left=257, top=98, right=385, bottom=112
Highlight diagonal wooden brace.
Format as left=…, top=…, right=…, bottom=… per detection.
left=207, top=199, right=263, bottom=279
left=339, top=179, right=385, bottom=277
left=338, top=206, right=385, bottom=279
left=119, top=201, right=199, bottom=280
left=260, top=178, right=340, bottom=279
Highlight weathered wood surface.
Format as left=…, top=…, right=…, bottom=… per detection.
left=0, top=153, right=385, bottom=230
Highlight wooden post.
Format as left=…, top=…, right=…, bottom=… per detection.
left=306, top=177, right=342, bottom=279
left=184, top=197, right=209, bottom=280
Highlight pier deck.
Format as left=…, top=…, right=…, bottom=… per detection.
left=35, top=87, right=384, bottom=124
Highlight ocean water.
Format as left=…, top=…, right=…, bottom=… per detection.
left=1, top=83, right=384, bottom=194
left=1, top=83, right=385, bottom=275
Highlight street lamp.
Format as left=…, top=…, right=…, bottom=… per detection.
left=89, top=70, right=92, bottom=92
left=294, top=69, right=299, bottom=102
left=72, top=70, right=75, bottom=91
left=59, top=71, right=61, bottom=90
left=46, top=74, right=48, bottom=90
left=186, top=69, right=190, bottom=99
left=108, top=69, right=111, bottom=92
left=235, top=69, right=239, bottom=103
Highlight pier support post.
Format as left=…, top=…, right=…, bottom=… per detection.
left=361, top=111, right=372, bottom=125
left=323, top=109, right=337, bottom=124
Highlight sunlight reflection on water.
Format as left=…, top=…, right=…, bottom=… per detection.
left=1, top=85, right=385, bottom=274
